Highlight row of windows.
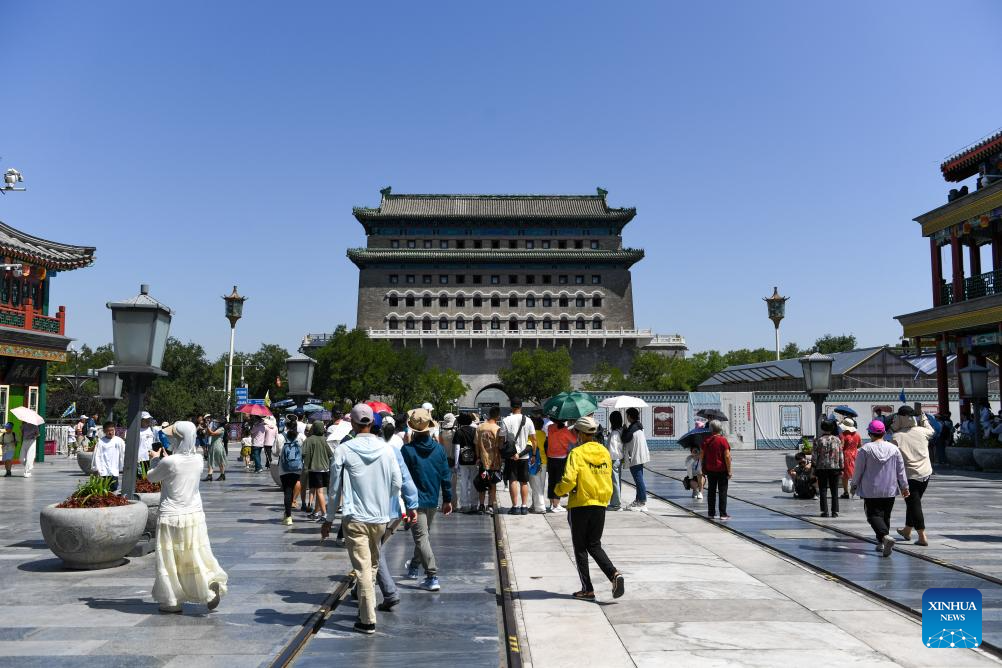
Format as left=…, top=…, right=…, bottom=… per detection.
left=0, top=276, right=44, bottom=311
left=388, top=315, right=604, bottom=331
left=390, top=239, right=603, bottom=250
left=389, top=295, right=602, bottom=308
left=389, top=273, right=602, bottom=286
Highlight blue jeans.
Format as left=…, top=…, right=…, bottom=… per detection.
left=608, top=460, right=622, bottom=509
left=251, top=446, right=263, bottom=472
left=629, top=464, right=647, bottom=503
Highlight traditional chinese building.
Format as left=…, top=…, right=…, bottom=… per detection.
left=304, top=188, right=686, bottom=407
left=896, top=128, right=1002, bottom=417
left=0, top=222, right=95, bottom=462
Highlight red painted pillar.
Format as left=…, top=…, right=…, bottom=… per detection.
left=931, top=239, right=943, bottom=307
left=952, top=230, right=965, bottom=301
left=970, top=241, right=982, bottom=277
left=936, top=335, right=949, bottom=415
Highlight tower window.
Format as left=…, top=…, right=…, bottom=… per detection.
left=473, top=296, right=483, bottom=307
left=591, top=275, right=601, bottom=284
left=406, top=318, right=415, bottom=330
left=576, top=317, right=586, bottom=330
left=491, top=296, right=501, bottom=308
left=508, top=240, right=517, bottom=249
left=407, top=240, right=416, bottom=249
left=406, top=296, right=415, bottom=307
left=508, top=317, right=518, bottom=331
left=423, top=296, right=432, bottom=307
left=542, top=296, right=552, bottom=307
left=558, top=275, right=568, bottom=285
left=542, top=240, right=551, bottom=249
left=590, top=241, right=599, bottom=250
left=526, top=296, right=536, bottom=307
left=457, top=240, right=466, bottom=249
left=388, top=296, right=399, bottom=307
left=509, top=275, right=518, bottom=284
left=473, top=275, right=483, bottom=284
left=593, top=296, right=602, bottom=307
left=439, top=275, right=449, bottom=284
left=439, top=317, right=449, bottom=330
left=575, top=297, right=586, bottom=308
left=440, top=240, right=449, bottom=249
left=558, top=240, right=567, bottom=249
left=542, top=275, right=552, bottom=285
left=592, top=317, right=603, bottom=330
left=509, top=295, right=518, bottom=307
left=456, top=316, right=466, bottom=330
left=559, top=296, right=569, bottom=308
left=391, top=240, right=400, bottom=249
left=422, top=317, right=432, bottom=331
left=389, top=274, right=399, bottom=284
left=491, top=240, right=501, bottom=249
left=456, top=295, right=466, bottom=307
left=575, top=240, right=583, bottom=249
left=423, top=240, right=433, bottom=249
left=439, top=296, right=449, bottom=307
left=491, top=275, right=500, bottom=284
left=405, top=275, right=415, bottom=284
left=388, top=317, right=399, bottom=330
left=575, top=275, right=585, bottom=285
left=526, top=241, right=534, bottom=249
left=423, top=275, right=432, bottom=284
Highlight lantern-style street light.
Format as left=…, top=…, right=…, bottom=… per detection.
left=800, top=352, right=833, bottom=433
left=107, top=284, right=172, bottom=499
left=764, top=287, right=789, bottom=361
left=222, top=286, right=247, bottom=422
left=959, top=362, right=990, bottom=449
left=285, top=354, right=316, bottom=411
left=95, top=366, right=123, bottom=424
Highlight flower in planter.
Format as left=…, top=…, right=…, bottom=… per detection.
left=57, top=475, right=130, bottom=509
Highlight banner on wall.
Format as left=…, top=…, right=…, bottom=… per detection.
left=780, top=405, right=802, bottom=437
left=721, top=393, right=755, bottom=448
left=653, top=406, right=674, bottom=437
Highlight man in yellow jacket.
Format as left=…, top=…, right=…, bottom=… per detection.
left=554, top=416, right=625, bottom=601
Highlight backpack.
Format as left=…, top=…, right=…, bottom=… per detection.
left=457, top=426, right=477, bottom=466
left=499, top=414, right=526, bottom=460
left=281, top=439, right=303, bottom=473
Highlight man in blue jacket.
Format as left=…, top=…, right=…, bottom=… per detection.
left=401, top=408, right=453, bottom=592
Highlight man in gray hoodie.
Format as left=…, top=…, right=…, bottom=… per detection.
left=321, top=404, right=402, bottom=635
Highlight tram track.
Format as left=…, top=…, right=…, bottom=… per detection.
left=268, top=510, right=521, bottom=668
left=626, top=466, right=1002, bottom=659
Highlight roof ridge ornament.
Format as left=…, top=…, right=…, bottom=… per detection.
left=596, top=187, right=608, bottom=197
left=379, top=186, right=392, bottom=197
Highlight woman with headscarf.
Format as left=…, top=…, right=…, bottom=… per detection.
left=839, top=418, right=861, bottom=499
left=147, top=421, right=228, bottom=613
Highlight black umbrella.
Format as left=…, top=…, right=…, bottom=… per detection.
left=678, top=427, right=710, bottom=449
left=833, top=405, right=858, bottom=418
left=696, top=408, right=728, bottom=422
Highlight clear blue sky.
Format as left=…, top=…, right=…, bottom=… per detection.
left=3, top=1, right=1001, bottom=358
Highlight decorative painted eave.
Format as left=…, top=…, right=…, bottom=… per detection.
left=0, top=221, right=96, bottom=271
left=941, top=128, right=1002, bottom=183
left=346, top=248, right=645, bottom=268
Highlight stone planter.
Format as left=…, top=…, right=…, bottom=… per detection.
left=76, top=451, right=93, bottom=475
left=136, top=492, right=161, bottom=537
left=270, top=462, right=281, bottom=486
left=945, top=447, right=977, bottom=470
left=39, top=500, right=148, bottom=570
left=973, top=448, right=1002, bottom=472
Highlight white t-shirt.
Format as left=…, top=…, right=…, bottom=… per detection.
left=501, top=413, right=535, bottom=460
left=387, top=434, right=404, bottom=450
left=138, top=427, right=155, bottom=463
left=147, top=454, right=204, bottom=516
left=93, top=436, right=125, bottom=477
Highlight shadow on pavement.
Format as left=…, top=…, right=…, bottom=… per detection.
left=80, top=597, right=158, bottom=614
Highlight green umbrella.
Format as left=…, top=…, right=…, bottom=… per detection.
left=543, top=391, right=598, bottom=421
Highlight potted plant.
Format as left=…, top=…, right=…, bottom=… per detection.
left=76, top=438, right=96, bottom=475
left=973, top=436, right=1002, bottom=472
left=946, top=433, right=978, bottom=469
left=135, top=462, right=162, bottom=538
left=39, top=475, right=148, bottom=570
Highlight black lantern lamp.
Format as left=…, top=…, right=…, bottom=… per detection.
left=107, top=284, right=172, bottom=499
left=800, top=352, right=834, bottom=432
left=764, top=287, right=789, bottom=361
left=95, top=366, right=123, bottom=424
left=222, top=286, right=247, bottom=421
left=960, top=362, right=990, bottom=449
left=285, top=354, right=316, bottom=410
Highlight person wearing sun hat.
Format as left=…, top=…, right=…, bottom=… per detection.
left=400, top=407, right=453, bottom=592
left=851, top=420, right=910, bottom=557
left=553, top=415, right=624, bottom=601
left=2, top=422, right=17, bottom=477
left=839, top=418, right=861, bottom=499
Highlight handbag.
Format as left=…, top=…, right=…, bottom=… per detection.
left=682, top=476, right=691, bottom=491
left=499, top=414, right=527, bottom=460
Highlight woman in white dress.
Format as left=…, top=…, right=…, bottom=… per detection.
left=147, top=421, right=228, bottom=613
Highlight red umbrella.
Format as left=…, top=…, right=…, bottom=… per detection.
left=366, top=400, right=393, bottom=415
left=236, top=404, right=272, bottom=417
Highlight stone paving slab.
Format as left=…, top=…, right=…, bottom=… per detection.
left=501, top=493, right=1002, bottom=667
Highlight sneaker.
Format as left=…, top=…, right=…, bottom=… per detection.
left=520, top=506, right=528, bottom=516
left=282, top=516, right=293, bottom=526
left=633, top=503, right=648, bottom=513
left=696, top=493, right=703, bottom=501
left=315, top=515, right=328, bottom=523
left=839, top=493, right=850, bottom=499
left=216, top=474, right=226, bottom=481
left=881, top=535, right=894, bottom=557
left=478, top=505, right=486, bottom=515
left=720, top=514, right=732, bottom=521
left=874, top=544, right=883, bottom=552
left=376, top=597, right=400, bottom=612
left=207, top=582, right=221, bottom=611
left=203, top=475, right=213, bottom=482
left=307, top=512, right=317, bottom=520
left=420, top=576, right=441, bottom=591
left=831, top=512, right=839, bottom=518
left=405, top=559, right=420, bottom=579
left=611, top=573, right=625, bottom=599
left=546, top=506, right=555, bottom=513
left=820, top=512, right=830, bottom=518
left=508, top=507, right=519, bottom=516
left=553, top=505, right=566, bottom=513
left=353, top=621, right=376, bottom=635
left=691, top=490, right=697, bottom=498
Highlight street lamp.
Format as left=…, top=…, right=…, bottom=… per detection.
left=800, top=352, right=833, bottom=433
left=222, top=286, right=247, bottom=422
left=285, top=354, right=316, bottom=410
left=95, top=366, right=123, bottom=424
left=959, top=362, right=990, bottom=449
left=763, top=287, right=789, bottom=361
left=107, top=284, right=172, bottom=499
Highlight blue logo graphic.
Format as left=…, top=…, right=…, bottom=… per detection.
left=923, top=588, right=982, bottom=648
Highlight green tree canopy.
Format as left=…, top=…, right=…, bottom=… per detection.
left=312, top=326, right=397, bottom=408
left=419, top=367, right=470, bottom=416
left=811, top=334, right=857, bottom=355
left=497, top=347, right=572, bottom=405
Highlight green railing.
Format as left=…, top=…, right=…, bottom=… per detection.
left=31, top=316, right=60, bottom=334
left=0, top=309, right=25, bottom=328
left=940, top=270, right=1002, bottom=305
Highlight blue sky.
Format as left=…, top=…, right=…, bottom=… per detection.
left=2, top=1, right=1001, bottom=358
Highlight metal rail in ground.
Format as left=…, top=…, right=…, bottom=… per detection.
left=493, top=508, right=524, bottom=668
left=626, top=470, right=1002, bottom=659
left=268, top=574, right=355, bottom=668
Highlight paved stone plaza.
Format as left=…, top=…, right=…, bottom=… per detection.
left=1, top=453, right=1000, bottom=667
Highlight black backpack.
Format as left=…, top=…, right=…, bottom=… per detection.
left=456, top=426, right=478, bottom=465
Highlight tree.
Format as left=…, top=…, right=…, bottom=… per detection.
left=811, top=334, right=857, bottom=355
left=419, top=367, right=470, bottom=415
left=387, top=348, right=427, bottom=413
left=312, top=326, right=397, bottom=407
left=497, top=348, right=572, bottom=405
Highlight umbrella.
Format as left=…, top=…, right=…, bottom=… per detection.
left=598, top=395, right=650, bottom=410
left=327, top=420, right=353, bottom=443
left=366, top=400, right=393, bottom=415
left=301, top=403, right=324, bottom=414
left=678, top=426, right=710, bottom=449
left=696, top=408, right=728, bottom=422
left=236, top=404, right=272, bottom=417
left=11, top=406, right=44, bottom=426
left=543, top=391, right=598, bottom=421
left=832, top=405, right=859, bottom=418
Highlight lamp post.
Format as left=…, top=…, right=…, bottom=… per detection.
left=764, top=287, right=789, bottom=361
left=107, top=284, right=172, bottom=499
left=222, top=286, right=247, bottom=423
left=285, top=354, right=316, bottom=411
left=95, top=366, right=123, bottom=424
left=800, top=352, right=833, bottom=435
left=959, top=362, right=989, bottom=450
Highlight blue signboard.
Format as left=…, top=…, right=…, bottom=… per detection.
left=234, top=387, right=249, bottom=407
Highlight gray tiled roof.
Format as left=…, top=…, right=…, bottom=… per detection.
left=0, top=221, right=96, bottom=270
left=347, top=248, right=644, bottom=268
left=698, top=348, right=886, bottom=388
left=353, top=190, right=636, bottom=222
